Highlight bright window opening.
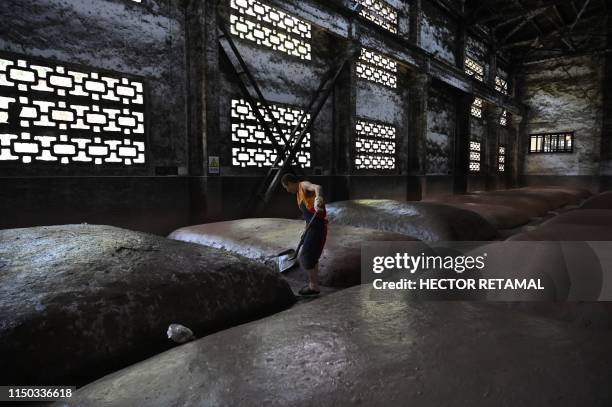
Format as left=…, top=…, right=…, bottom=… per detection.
left=0, top=53, right=145, bottom=166
left=230, top=0, right=312, bottom=60
left=465, top=57, right=484, bottom=82
left=230, top=98, right=311, bottom=168
left=354, top=118, right=396, bottom=170
left=469, top=140, right=481, bottom=172
left=355, top=0, right=398, bottom=33
left=529, top=132, right=574, bottom=154
left=356, top=48, right=397, bottom=89
left=498, top=145, right=506, bottom=172
left=471, top=97, right=483, bottom=118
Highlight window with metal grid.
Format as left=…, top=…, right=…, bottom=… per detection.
left=230, top=0, right=312, bottom=60
left=354, top=118, right=396, bottom=170
left=529, top=132, right=574, bottom=154
left=0, top=52, right=146, bottom=166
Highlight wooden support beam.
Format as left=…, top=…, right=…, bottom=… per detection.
left=570, top=0, right=592, bottom=32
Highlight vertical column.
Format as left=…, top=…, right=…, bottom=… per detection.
left=456, top=22, right=466, bottom=71
left=332, top=50, right=357, bottom=177
left=185, top=0, right=207, bottom=176
left=484, top=105, right=501, bottom=190
left=203, top=0, right=220, bottom=172
left=453, top=93, right=472, bottom=194
left=407, top=72, right=431, bottom=176
left=409, top=0, right=422, bottom=47
left=487, top=45, right=497, bottom=88
left=600, top=15, right=612, bottom=189
left=512, top=111, right=528, bottom=188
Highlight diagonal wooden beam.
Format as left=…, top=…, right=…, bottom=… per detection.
left=501, top=8, right=548, bottom=43
left=473, top=0, right=568, bottom=25
left=570, top=0, right=592, bottom=32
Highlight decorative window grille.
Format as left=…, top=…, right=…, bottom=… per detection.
left=495, top=75, right=508, bottom=95
left=464, top=57, right=484, bottom=82
left=500, top=109, right=508, bottom=126
left=230, top=0, right=311, bottom=60
left=231, top=98, right=310, bottom=168
left=529, top=132, right=574, bottom=154
left=0, top=52, right=145, bottom=166
left=469, top=140, right=481, bottom=172
left=354, top=118, right=396, bottom=170
left=356, top=48, right=397, bottom=89
left=470, top=97, right=483, bottom=118
left=355, top=0, right=398, bottom=33
left=498, top=145, right=506, bottom=172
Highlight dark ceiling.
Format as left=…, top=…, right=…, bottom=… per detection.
left=464, top=0, right=610, bottom=64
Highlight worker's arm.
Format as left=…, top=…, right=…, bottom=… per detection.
left=300, top=181, right=324, bottom=199
left=300, top=181, right=325, bottom=211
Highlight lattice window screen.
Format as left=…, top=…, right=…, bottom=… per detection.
left=354, top=119, right=396, bottom=170
left=498, top=145, right=506, bottom=172
left=356, top=48, right=397, bottom=88
left=499, top=109, right=508, bottom=126
left=470, top=97, right=483, bottom=118
left=495, top=75, right=508, bottom=95
left=469, top=140, right=481, bottom=172
left=231, top=98, right=311, bottom=168
left=230, top=0, right=311, bottom=60
left=465, top=57, right=484, bottom=82
left=0, top=52, right=145, bottom=166
left=355, top=0, right=398, bottom=33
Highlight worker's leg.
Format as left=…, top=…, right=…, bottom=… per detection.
left=298, top=218, right=325, bottom=295
left=306, top=262, right=319, bottom=291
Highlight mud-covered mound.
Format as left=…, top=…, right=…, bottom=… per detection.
left=431, top=200, right=532, bottom=230
left=427, top=193, right=550, bottom=219
left=0, top=224, right=295, bottom=386
left=580, top=191, right=612, bottom=210
left=542, top=209, right=612, bottom=227
left=170, top=218, right=418, bottom=288
left=326, top=199, right=496, bottom=241
left=475, top=187, right=586, bottom=212
left=508, top=223, right=612, bottom=241
left=63, top=285, right=612, bottom=407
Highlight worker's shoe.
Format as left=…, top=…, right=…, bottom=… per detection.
left=298, top=286, right=320, bottom=296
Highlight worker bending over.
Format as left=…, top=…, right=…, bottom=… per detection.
left=281, top=174, right=327, bottom=296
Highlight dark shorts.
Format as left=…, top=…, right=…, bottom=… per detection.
left=299, top=217, right=328, bottom=270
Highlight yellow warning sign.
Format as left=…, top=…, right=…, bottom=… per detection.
left=208, top=156, right=220, bottom=174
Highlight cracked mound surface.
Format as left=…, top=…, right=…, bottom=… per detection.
left=0, top=224, right=295, bottom=386
left=326, top=200, right=496, bottom=241
left=169, top=218, right=419, bottom=288
left=63, top=285, right=612, bottom=407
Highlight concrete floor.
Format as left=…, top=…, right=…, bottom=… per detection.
left=62, top=285, right=612, bottom=407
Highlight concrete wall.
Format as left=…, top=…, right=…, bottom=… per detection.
left=426, top=83, right=455, bottom=175
left=0, top=0, right=190, bottom=234
left=420, top=0, right=457, bottom=66
left=0, top=0, right=523, bottom=233
left=520, top=55, right=604, bottom=190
